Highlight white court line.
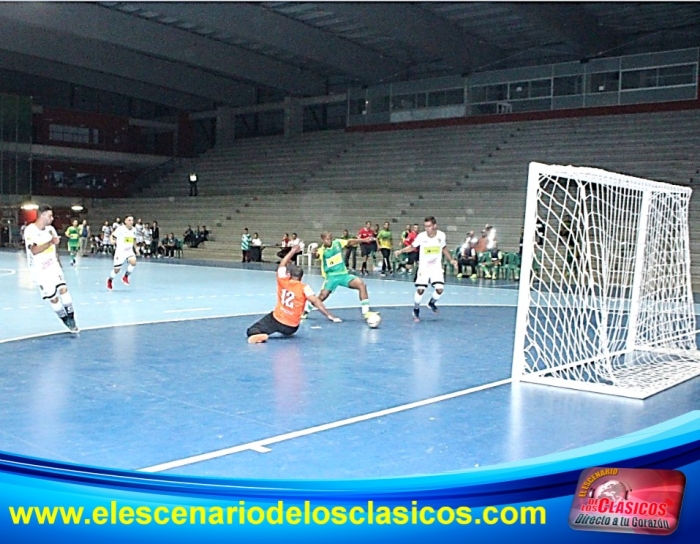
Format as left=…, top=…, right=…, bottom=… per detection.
left=163, top=307, right=212, bottom=314
left=138, top=377, right=512, bottom=473
left=0, top=269, right=17, bottom=277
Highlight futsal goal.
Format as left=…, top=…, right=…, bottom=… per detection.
left=512, top=162, right=700, bottom=399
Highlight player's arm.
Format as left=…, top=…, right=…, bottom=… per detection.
left=443, top=246, right=458, bottom=267
left=344, top=237, right=364, bottom=247
left=133, top=236, right=140, bottom=255
left=307, top=294, right=342, bottom=323
left=279, top=243, right=302, bottom=268
left=29, top=229, right=60, bottom=255
left=394, top=243, right=417, bottom=257
left=29, top=238, right=59, bottom=255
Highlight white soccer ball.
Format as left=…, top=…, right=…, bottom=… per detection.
left=366, top=313, right=382, bottom=328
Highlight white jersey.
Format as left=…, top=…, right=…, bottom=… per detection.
left=412, top=230, right=447, bottom=269
left=112, top=225, right=137, bottom=253
left=134, top=223, right=144, bottom=243
left=24, top=223, right=59, bottom=271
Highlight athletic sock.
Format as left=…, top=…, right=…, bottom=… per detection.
left=361, top=299, right=370, bottom=315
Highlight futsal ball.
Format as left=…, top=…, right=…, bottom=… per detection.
left=366, top=313, right=382, bottom=328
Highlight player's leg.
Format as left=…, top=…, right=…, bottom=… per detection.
left=247, top=313, right=298, bottom=343
left=360, top=245, right=369, bottom=275
left=122, top=255, right=137, bottom=285
left=347, top=276, right=373, bottom=318
left=108, top=253, right=123, bottom=290
left=428, top=283, right=444, bottom=313
left=68, top=244, right=78, bottom=265
left=426, top=267, right=445, bottom=313
left=302, top=282, right=332, bottom=319
left=58, top=285, right=79, bottom=332
left=350, top=246, right=357, bottom=271
left=413, top=267, right=429, bottom=321
left=247, top=313, right=276, bottom=343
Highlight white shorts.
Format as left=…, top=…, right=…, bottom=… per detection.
left=415, top=266, right=445, bottom=287
left=114, top=250, right=136, bottom=267
left=31, top=263, right=66, bottom=299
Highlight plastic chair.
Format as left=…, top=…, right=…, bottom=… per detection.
left=174, top=239, right=184, bottom=258
left=501, top=252, right=521, bottom=280
left=477, top=251, right=493, bottom=278
left=305, top=243, right=318, bottom=267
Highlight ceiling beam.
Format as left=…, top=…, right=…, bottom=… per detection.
left=0, top=50, right=211, bottom=111
left=507, top=3, right=616, bottom=60
left=134, top=2, right=405, bottom=85
left=0, top=16, right=256, bottom=106
left=0, top=2, right=324, bottom=95
left=325, top=2, right=505, bottom=73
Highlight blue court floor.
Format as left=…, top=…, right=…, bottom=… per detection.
left=1, top=249, right=699, bottom=480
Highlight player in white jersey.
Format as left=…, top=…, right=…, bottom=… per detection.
left=107, top=214, right=138, bottom=290
left=24, top=205, right=79, bottom=333
left=394, top=216, right=457, bottom=321
left=134, top=219, right=145, bottom=251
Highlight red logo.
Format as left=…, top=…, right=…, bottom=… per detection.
left=569, top=467, right=685, bottom=535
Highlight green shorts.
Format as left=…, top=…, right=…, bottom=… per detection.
left=67, top=243, right=80, bottom=251
left=321, top=273, right=357, bottom=293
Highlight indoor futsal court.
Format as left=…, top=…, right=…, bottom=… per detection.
left=1, top=249, right=700, bottom=480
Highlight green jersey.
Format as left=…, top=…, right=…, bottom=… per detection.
left=65, top=226, right=81, bottom=246
left=377, top=229, right=392, bottom=249
left=319, top=239, right=349, bottom=276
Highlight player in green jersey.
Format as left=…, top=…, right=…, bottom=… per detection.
left=64, top=219, right=81, bottom=266
left=303, top=231, right=377, bottom=320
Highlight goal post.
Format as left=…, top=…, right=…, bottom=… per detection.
left=512, top=162, right=700, bottom=399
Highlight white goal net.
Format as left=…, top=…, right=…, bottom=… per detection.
left=512, top=162, right=700, bottom=399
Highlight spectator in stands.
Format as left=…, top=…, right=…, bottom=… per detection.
left=189, top=171, right=198, bottom=196
left=277, top=233, right=291, bottom=259
left=250, top=232, right=263, bottom=262
left=143, top=222, right=153, bottom=257
left=475, top=229, right=489, bottom=254
left=184, top=225, right=194, bottom=247
left=289, top=233, right=302, bottom=250
left=163, top=233, right=176, bottom=258
left=102, top=221, right=114, bottom=254
left=377, top=221, right=393, bottom=276
left=371, top=224, right=381, bottom=270
left=519, top=227, right=524, bottom=257
left=402, top=223, right=420, bottom=275
left=79, top=219, right=90, bottom=257
left=134, top=218, right=145, bottom=254
left=479, top=243, right=503, bottom=280
left=112, top=217, right=121, bottom=232
left=536, top=218, right=545, bottom=246
left=241, top=228, right=252, bottom=262
left=342, top=229, right=357, bottom=272
left=191, top=225, right=209, bottom=248
left=358, top=221, right=375, bottom=276
left=401, top=224, right=411, bottom=246
left=151, top=221, right=160, bottom=256
left=485, top=224, right=497, bottom=250
left=457, top=231, right=478, bottom=279
left=288, top=233, right=303, bottom=264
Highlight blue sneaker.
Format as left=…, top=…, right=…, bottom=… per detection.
left=428, top=299, right=438, bottom=313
